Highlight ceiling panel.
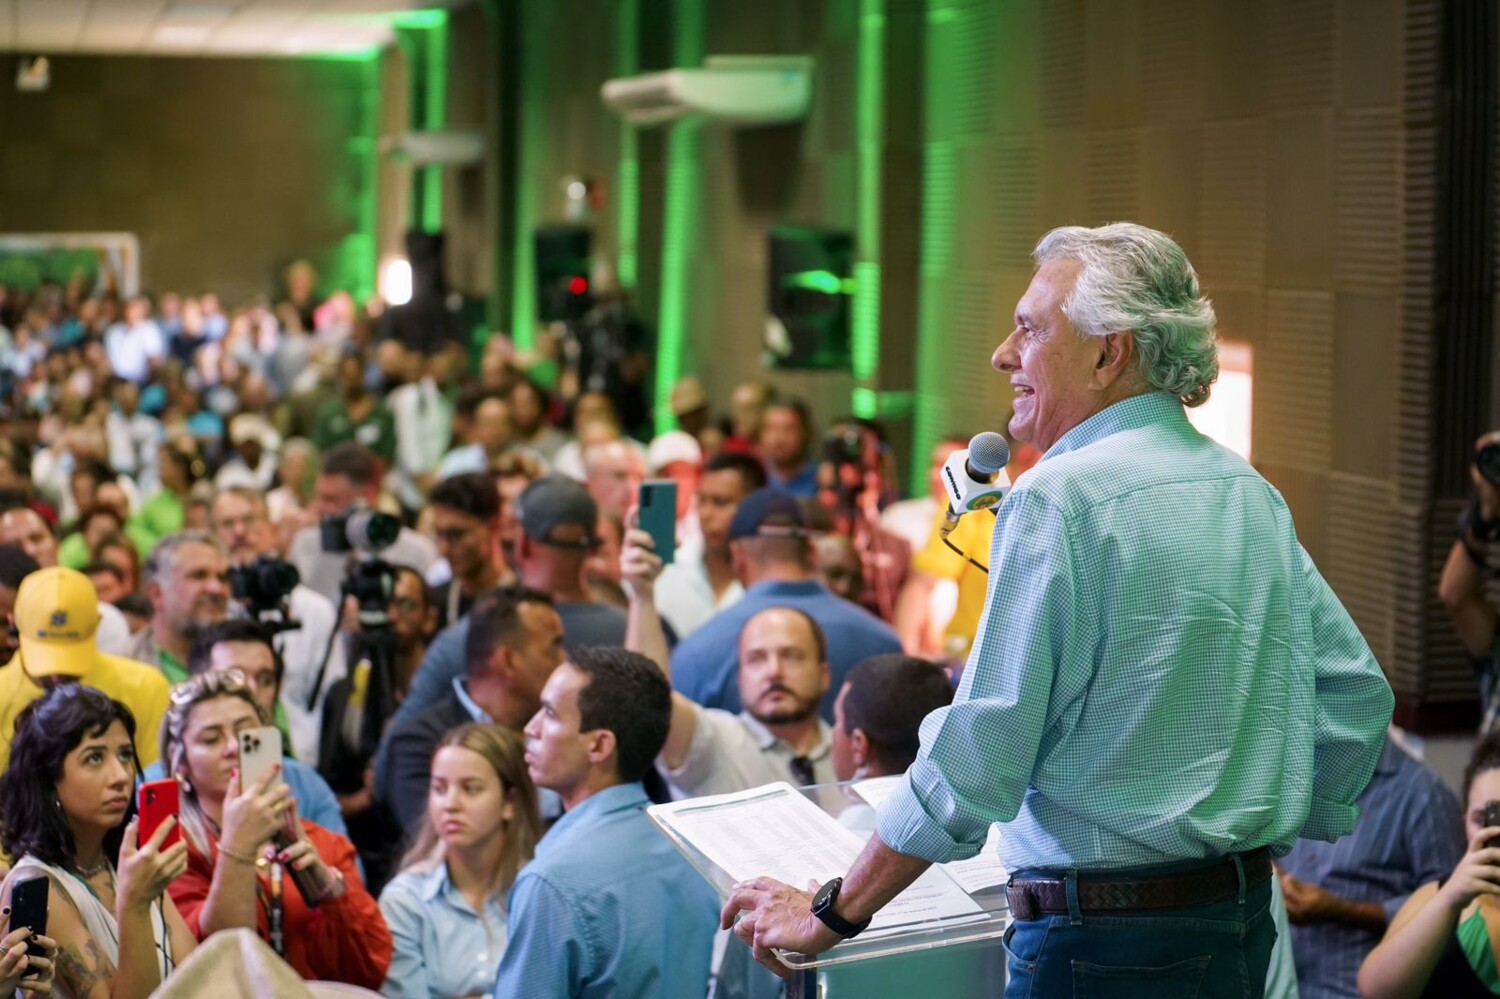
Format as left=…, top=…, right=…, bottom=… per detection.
left=2, top=0, right=469, bottom=56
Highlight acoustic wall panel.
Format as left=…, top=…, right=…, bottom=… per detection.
left=1265, top=110, right=1334, bottom=290
left=1336, top=109, right=1402, bottom=292
left=1087, top=130, right=1139, bottom=226
left=1325, top=473, right=1399, bottom=671
left=1258, top=291, right=1336, bottom=473
left=1197, top=119, right=1267, bottom=290
left=1139, top=0, right=1200, bottom=125
left=1333, top=293, right=1400, bottom=479
left=1267, top=0, right=1336, bottom=111
left=991, top=137, right=1041, bottom=272
left=1039, top=0, right=1086, bottom=129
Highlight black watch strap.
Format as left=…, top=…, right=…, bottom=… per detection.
left=811, top=877, right=872, bottom=939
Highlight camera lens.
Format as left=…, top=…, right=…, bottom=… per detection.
left=1479, top=443, right=1500, bottom=485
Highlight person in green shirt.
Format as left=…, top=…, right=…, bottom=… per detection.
left=128, top=440, right=200, bottom=556
left=312, top=350, right=397, bottom=466
left=127, top=530, right=230, bottom=686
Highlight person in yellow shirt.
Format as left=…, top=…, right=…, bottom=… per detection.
left=0, top=566, right=170, bottom=775
left=893, top=507, right=995, bottom=663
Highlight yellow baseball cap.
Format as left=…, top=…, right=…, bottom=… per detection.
left=15, top=566, right=102, bottom=678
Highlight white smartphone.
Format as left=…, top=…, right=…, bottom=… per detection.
left=237, top=725, right=282, bottom=789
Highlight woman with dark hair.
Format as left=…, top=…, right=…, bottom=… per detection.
left=160, top=670, right=391, bottom=989
left=0, top=684, right=195, bottom=998
left=378, top=724, right=543, bottom=999
left=1360, top=731, right=1500, bottom=996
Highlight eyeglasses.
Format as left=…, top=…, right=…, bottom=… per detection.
left=789, top=755, right=816, bottom=787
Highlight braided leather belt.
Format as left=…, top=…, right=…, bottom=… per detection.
left=1005, top=849, right=1272, bottom=921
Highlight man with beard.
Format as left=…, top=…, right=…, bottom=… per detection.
left=655, top=605, right=834, bottom=798
left=130, top=530, right=230, bottom=685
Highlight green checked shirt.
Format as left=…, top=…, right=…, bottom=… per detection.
left=877, top=391, right=1393, bottom=871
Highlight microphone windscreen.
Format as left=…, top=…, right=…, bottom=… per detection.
left=967, top=432, right=1010, bottom=475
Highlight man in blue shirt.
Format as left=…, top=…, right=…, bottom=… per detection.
left=669, top=487, right=901, bottom=721
left=723, top=222, right=1393, bottom=996
left=1277, top=732, right=1464, bottom=998
left=493, top=646, right=717, bottom=998
left=758, top=399, right=820, bottom=498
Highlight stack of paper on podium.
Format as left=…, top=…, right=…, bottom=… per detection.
left=648, top=781, right=1010, bottom=964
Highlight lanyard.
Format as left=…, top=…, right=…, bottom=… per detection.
left=257, top=862, right=286, bottom=957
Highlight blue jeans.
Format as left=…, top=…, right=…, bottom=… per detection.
left=1002, top=860, right=1276, bottom=999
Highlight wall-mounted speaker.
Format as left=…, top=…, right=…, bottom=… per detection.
left=765, top=225, right=853, bottom=370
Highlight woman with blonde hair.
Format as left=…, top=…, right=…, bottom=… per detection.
left=378, top=724, right=543, bottom=999
left=159, top=670, right=391, bottom=989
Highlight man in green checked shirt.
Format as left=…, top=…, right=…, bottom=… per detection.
left=725, top=222, right=1393, bottom=998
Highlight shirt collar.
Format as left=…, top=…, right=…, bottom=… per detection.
left=416, top=861, right=452, bottom=902
left=745, top=579, right=825, bottom=599
left=736, top=711, right=832, bottom=760
left=1041, top=391, right=1187, bottom=462
left=452, top=676, right=493, bottom=723
left=539, top=782, right=648, bottom=853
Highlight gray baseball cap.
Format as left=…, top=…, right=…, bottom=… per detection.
left=517, top=475, right=599, bottom=549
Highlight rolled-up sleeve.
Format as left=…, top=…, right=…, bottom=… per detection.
left=877, top=489, right=1075, bottom=863
left=1298, top=548, right=1394, bottom=843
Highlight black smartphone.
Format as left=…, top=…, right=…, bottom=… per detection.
left=1483, top=801, right=1500, bottom=838
left=10, top=874, right=47, bottom=939
left=638, top=480, right=677, bottom=565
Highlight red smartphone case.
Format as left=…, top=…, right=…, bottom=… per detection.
left=137, top=778, right=181, bottom=850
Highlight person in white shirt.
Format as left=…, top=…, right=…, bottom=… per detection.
left=388, top=350, right=458, bottom=509
left=103, top=295, right=166, bottom=383
left=213, top=414, right=281, bottom=494
left=212, top=486, right=347, bottom=766
left=651, top=451, right=764, bottom=638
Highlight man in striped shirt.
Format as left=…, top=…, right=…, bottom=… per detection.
left=724, top=222, right=1393, bottom=998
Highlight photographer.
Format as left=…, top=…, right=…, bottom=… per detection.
left=1439, top=431, right=1500, bottom=734
left=211, top=486, right=346, bottom=768
left=286, top=443, right=437, bottom=606
left=1358, top=732, right=1500, bottom=996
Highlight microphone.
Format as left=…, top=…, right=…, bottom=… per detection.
left=940, top=432, right=1011, bottom=537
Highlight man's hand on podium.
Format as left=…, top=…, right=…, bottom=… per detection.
left=722, top=877, right=841, bottom=978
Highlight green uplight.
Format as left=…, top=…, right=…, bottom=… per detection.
left=852, top=0, right=885, bottom=418
left=421, top=13, right=447, bottom=234
left=911, top=0, right=963, bottom=495
left=654, top=0, right=705, bottom=435
left=782, top=270, right=858, bottom=295
left=616, top=0, right=640, bottom=290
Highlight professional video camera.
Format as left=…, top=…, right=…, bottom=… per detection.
left=229, top=555, right=300, bottom=617
left=319, top=504, right=401, bottom=555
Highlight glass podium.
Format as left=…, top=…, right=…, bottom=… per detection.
left=649, top=778, right=1011, bottom=998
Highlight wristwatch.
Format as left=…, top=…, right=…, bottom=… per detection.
left=811, top=877, right=872, bottom=939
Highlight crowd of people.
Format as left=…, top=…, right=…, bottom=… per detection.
left=0, top=227, right=1489, bottom=999
left=0, top=263, right=1002, bottom=997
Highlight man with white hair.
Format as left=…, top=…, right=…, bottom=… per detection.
left=725, top=223, right=1393, bottom=996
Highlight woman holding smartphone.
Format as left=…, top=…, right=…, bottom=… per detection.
left=1360, top=731, right=1500, bottom=997
left=159, top=670, right=391, bottom=989
left=0, top=684, right=195, bottom=998
left=378, top=724, right=543, bottom=999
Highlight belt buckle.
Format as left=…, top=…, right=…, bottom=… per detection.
left=1006, top=882, right=1039, bottom=921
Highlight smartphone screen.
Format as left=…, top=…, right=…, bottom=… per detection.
left=10, top=875, right=47, bottom=939
left=638, top=480, right=677, bottom=565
